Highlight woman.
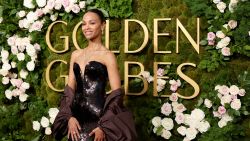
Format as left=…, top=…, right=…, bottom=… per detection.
left=52, top=9, right=137, bottom=141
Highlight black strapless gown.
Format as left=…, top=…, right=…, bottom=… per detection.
left=71, top=61, right=108, bottom=141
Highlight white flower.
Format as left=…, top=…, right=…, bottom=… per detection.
left=11, top=61, right=16, bottom=68
left=26, top=61, right=35, bottom=71
left=50, top=117, right=55, bottom=124
left=230, top=99, right=241, bottom=110
left=19, top=93, right=28, bottom=102
left=238, top=89, right=246, bottom=96
left=161, top=102, right=172, bottom=116
left=0, top=69, right=8, bottom=76
left=22, top=18, right=31, bottom=29
left=47, top=0, right=55, bottom=10
left=197, top=121, right=210, bottom=133
left=218, top=119, right=227, bottom=128
left=79, top=1, right=86, bottom=9
left=161, top=118, right=174, bottom=130
left=50, top=14, right=58, bottom=21
left=175, top=112, right=185, bottom=124
left=40, top=116, right=50, bottom=128
left=42, top=6, right=51, bottom=14
left=191, top=109, right=205, bottom=121
left=169, top=79, right=181, bottom=92
left=147, top=76, right=154, bottom=83
left=45, top=127, right=52, bottom=135
left=170, top=93, right=178, bottom=102
left=141, top=71, right=150, bottom=78
left=177, top=126, right=187, bottom=136
left=173, top=103, right=187, bottom=113
left=213, top=0, right=221, bottom=4
left=65, top=5, right=73, bottom=13
left=26, top=44, right=37, bottom=57
left=161, top=129, right=171, bottom=139
left=217, top=2, right=227, bottom=13
left=62, top=0, right=70, bottom=8
left=5, top=89, right=12, bottom=100
left=36, top=0, right=47, bottom=7
left=157, top=84, right=164, bottom=92
left=1, top=49, right=9, bottom=60
left=17, top=53, right=25, bottom=61
left=34, top=43, right=41, bottom=51
left=153, top=127, right=158, bottom=133
left=23, top=0, right=35, bottom=9
left=229, top=0, right=238, bottom=13
left=26, top=11, right=39, bottom=23
left=228, top=20, right=237, bottom=29
left=21, top=82, right=30, bottom=90
left=229, top=85, right=239, bottom=95
left=221, top=47, right=231, bottom=56
left=17, top=11, right=26, bottom=18
left=54, top=0, right=63, bottom=10
left=32, top=121, right=41, bottom=131
left=29, top=20, right=44, bottom=32
left=204, top=99, right=212, bottom=108
left=185, top=127, right=198, bottom=140
left=72, top=4, right=80, bottom=13
left=18, top=20, right=24, bottom=28
left=184, top=114, right=199, bottom=128
left=2, top=77, right=10, bottom=85
left=218, top=85, right=230, bottom=95
left=0, top=17, right=3, bottom=23
left=7, top=35, right=17, bottom=46
left=2, top=63, right=11, bottom=71
left=48, top=108, right=59, bottom=118
left=152, top=116, right=161, bottom=127
left=157, top=78, right=167, bottom=86
left=35, top=8, right=44, bottom=17
left=183, top=137, right=191, bottom=141
left=220, top=94, right=232, bottom=105
left=221, top=113, right=233, bottom=122
left=216, top=31, right=225, bottom=39
left=20, top=69, right=28, bottom=79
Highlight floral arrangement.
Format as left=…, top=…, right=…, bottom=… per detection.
left=32, top=108, right=59, bottom=135
left=195, top=0, right=250, bottom=72
left=1, top=35, right=40, bottom=102
left=20, top=0, right=87, bottom=32
left=151, top=83, right=247, bottom=140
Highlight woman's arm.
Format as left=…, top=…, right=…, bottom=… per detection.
left=67, top=51, right=77, bottom=91
left=105, top=51, right=121, bottom=91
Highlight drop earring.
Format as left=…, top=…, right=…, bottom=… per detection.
left=101, top=29, right=104, bottom=35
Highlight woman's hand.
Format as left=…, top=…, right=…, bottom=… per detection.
left=89, top=127, right=105, bottom=141
left=68, top=117, right=81, bottom=141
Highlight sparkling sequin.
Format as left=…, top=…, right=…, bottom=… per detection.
left=71, top=61, right=108, bottom=141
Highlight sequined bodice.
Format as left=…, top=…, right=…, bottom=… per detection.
left=72, top=61, right=108, bottom=123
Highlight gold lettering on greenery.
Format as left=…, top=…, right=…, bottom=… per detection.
left=176, top=63, right=200, bottom=99
left=46, top=60, right=68, bottom=92
left=124, top=19, right=149, bottom=53
left=45, top=18, right=201, bottom=99
left=124, top=61, right=148, bottom=95
left=46, top=21, right=69, bottom=53
left=154, top=18, right=172, bottom=53
left=176, top=18, right=200, bottom=54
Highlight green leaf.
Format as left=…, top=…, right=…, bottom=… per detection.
left=200, top=40, right=208, bottom=46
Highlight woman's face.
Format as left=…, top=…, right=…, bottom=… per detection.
left=82, top=12, right=104, bottom=40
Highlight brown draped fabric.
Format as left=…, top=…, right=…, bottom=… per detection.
left=52, top=86, right=137, bottom=141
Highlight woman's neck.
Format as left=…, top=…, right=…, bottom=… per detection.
left=88, top=41, right=103, bottom=50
